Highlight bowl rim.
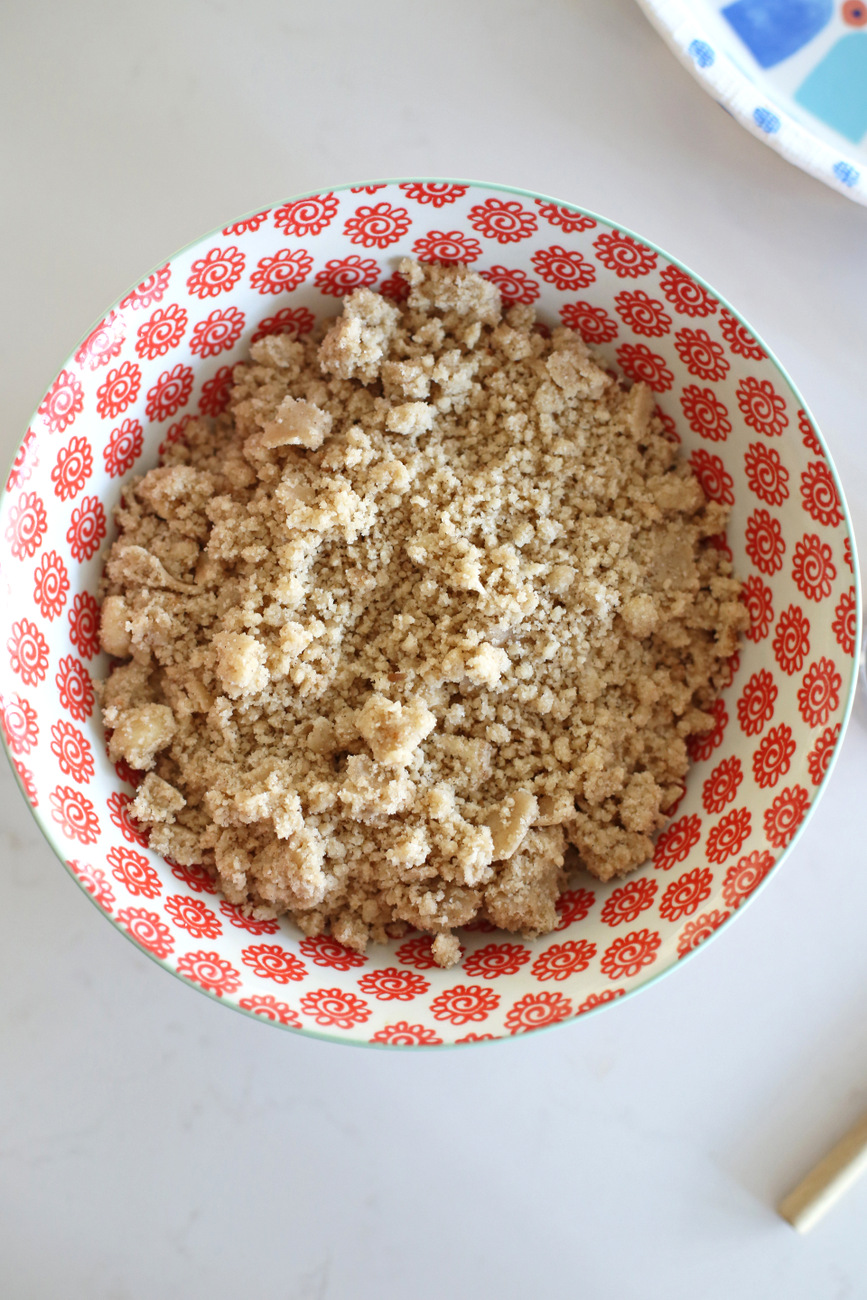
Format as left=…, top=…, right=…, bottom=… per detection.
left=2, top=175, right=861, bottom=1049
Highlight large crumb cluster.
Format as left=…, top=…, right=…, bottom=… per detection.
left=98, top=260, right=746, bottom=966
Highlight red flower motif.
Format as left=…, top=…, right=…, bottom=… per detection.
left=719, top=308, right=766, bottom=359
left=51, top=435, right=93, bottom=501
left=689, top=449, right=734, bottom=505
left=744, top=442, right=789, bottom=506
left=745, top=509, right=785, bottom=575
left=135, top=303, right=188, bottom=360
left=832, top=588, right=856, bottom=657
left=103, top=418, right=144, bottom=478
left=600, top=928, right=662, bottom=979
left=534, top=200, right=596, bottom=232
left=8, top=619, right=49, bottom=686
left=238, top=995, right=300, bottom=1026
left=5, top=491, right=48, bottom=558
left=198, top=365, right=235, bottom=416
left=66, top=495, right=106, bottom=562
left=314, top=254, right=381, bottom=294
left=357, top=967, right=431, bottom=1000
left=800, top=461, right=842, bottom=528
left=560, top=300, right=618, bottom=344
left=555, top=886, right=596, bottom=929
left=0, top=694, right=38, bottom=754
left=107, top=845, right=160, bottom=896
left=299, top=987, right=371, bottom=1028
left=659, top=867, right=714, bottom=921
left=189, top=305, right=245, bottom=358
left=120, top=265, right=170, bottom=310
left=772, top=605, right=810, bottom=676
left=807, top=725, right=841, bottom=786
left=593, top=230, right=657, bottom=278
left=674, top=328, right=729, bottom=382
left=6, top=427, right=38, bottom=492
left=176, top=950, right=242, bottom=997
left=144, top=364, right=194, bottom=424
left=411, top=231, right=482, bottom=266
left=50, top=784, right=100, bottom=844
left=797, top=658, right=841, bottom=728
left=96, top=361, right=142, bottom=419
left=740, top=574, right=773, bottom=644
left=350, top=184, right=387, bottom=194
left=676, top=909, right=730, bottom=959
left=69, top=860, right=115, bottom=911
left=504, top=991, right=573, bottom=1034
left=737, top=376, right=788, bottom=438
left=467, top=198, right=537, bottom=243
left=219, top=901, right=280, bottom=934
left=798, top=408, right=823, bottom=456
left=654, top=405, right=680, bottom=442
left=701, top=756, right=743, bottom=814
left=616, top=343, right=674, bottom=392
left=752, top=724, right=796, bottom=789
left=722, top=851, right=775, bottom=909
left=477, top=265, right=540, bottom=306
left=74, top=311, right=125, bottom=370
left=737, top=668, right=776, bottom=736
left=242, top=943, right=307, bottom=984
left=113, top=755, right=143, bottom=789
left=378, top=271, right=410, bottom=302
left=116, top=907, right=174, bottom=958
left=186, top=246, right=245, bottom=298
left=531, top=244, right=595, bottom=290
left=56, top=655, right=95, bottom=721
left=531, top=940, right=597, bottom=980
left=764, top=785, right=809, bottom=849
left=251, top=306, right=316, bottom=344
left=679, top=385, right=731, bottom=441
left=165, top=894, right=222, bottom=939
left=653, top=813, right=702, bottom=869
left=106, top=790, right=148, bottom=845
left=33, top=550, right=69, bottom=621
left=343, top=202, right=411, bottom=248
left=400, top=182, right=468, bottom=207
left=844, top=536, right=853, bottom=573
left=658, top=265, right=717, bottom=317
left=455, top=1032, right=497, bottom=1043
left=792, top=534, right=836, bottom=602
left=50, top=719, right=94, bottom=782
left=370, top=1022, right=444, bottom=1045
left=600, top=877, right=658, bottom=925
left=429, top=984, right=499, bottom=1024
left=395, top=934, right=439, bottom=969
left=169, top=860, right=216, bottom=893
left=576, top=989, right=626, bottom=1015
left=298, top=934, right=367, bottom=969
left=462, top=943, right=531, bottom=978
left=614, top=290, right=671, bottom=337
left=14, top=760, right=37, bottom=804
left=705, top=807, right=751, bottom=863
left=273, top=193, right=338, bottom=236
left=38, top=369, right=84, bottom=435
left=222, top=210, right=270, bottom=235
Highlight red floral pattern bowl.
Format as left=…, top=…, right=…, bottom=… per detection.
left=1, top=179, right=859, bottom=1047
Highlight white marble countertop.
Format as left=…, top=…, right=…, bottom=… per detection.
left=3, top=1, right=867, bottom=1295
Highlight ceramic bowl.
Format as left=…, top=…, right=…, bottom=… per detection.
left=0, top=179, right=859, bottom=1047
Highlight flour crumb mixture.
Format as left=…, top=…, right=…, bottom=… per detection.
left=98, top=260, right=747, bottom=967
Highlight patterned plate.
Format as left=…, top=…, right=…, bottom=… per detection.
left=636, top=0, right=867, bottom=204
left=0, top=179, right=860, bottom=1047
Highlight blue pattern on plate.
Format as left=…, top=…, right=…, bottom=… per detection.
left=753, top=106, right=782, bottom=131
left=688, top=38, right=716, bottom=66
left=794, top=34, right=867, bottom=143
left=721, top=0, right=833, bottom=67
left=832, top=159, right=861, bottom=186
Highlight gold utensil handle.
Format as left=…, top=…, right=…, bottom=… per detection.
left=778, top=1110, right=867, bottom=1232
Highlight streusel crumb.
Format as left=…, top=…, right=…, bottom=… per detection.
left=98, top=261, right=746, bottom=967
